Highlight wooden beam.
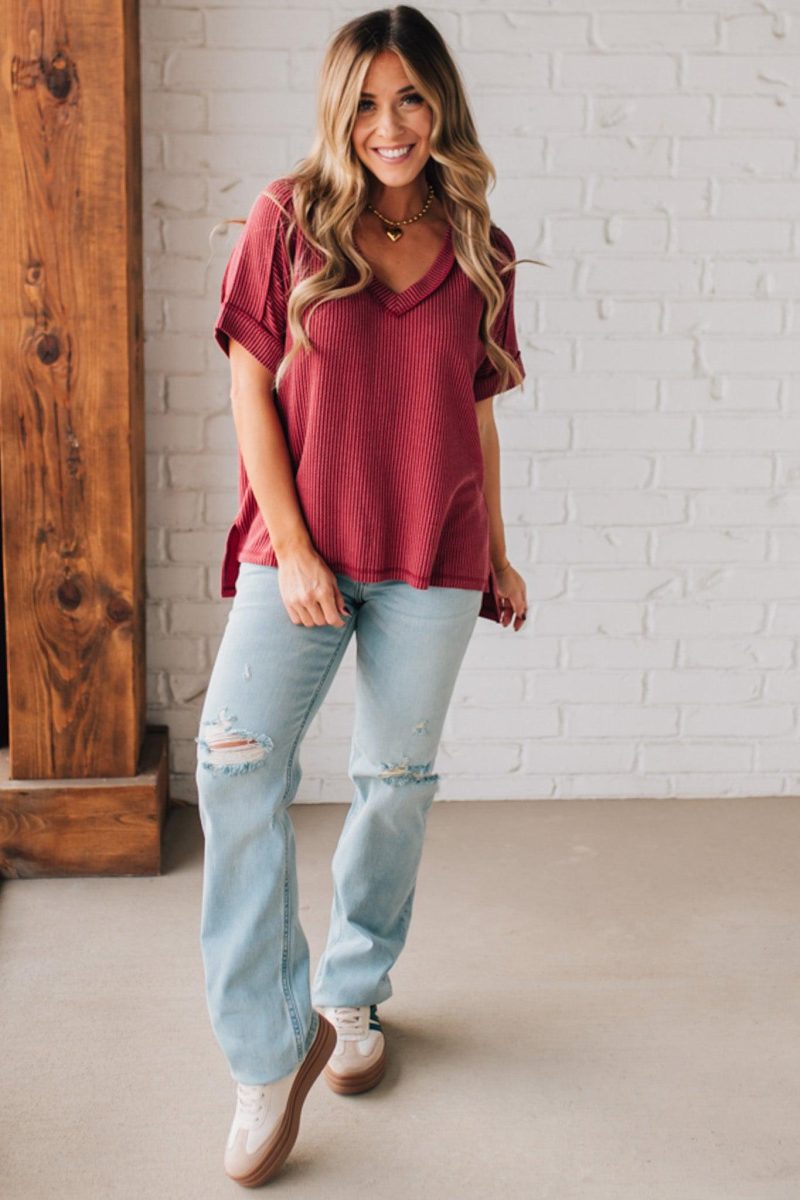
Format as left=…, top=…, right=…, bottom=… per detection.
left=0, top=1, right=169, bottom=875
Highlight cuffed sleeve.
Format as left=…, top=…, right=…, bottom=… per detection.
left=213, top=182, right=292, bottom=375
left=474, top=226, right=526, bottom=401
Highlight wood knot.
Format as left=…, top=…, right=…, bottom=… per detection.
left=107, top=596, right=133, bottom=624
left=44, top=53, right=73, bottom=101
left=36, top=333, right=60, bottom=364
left=56, top=578, right=81, bottom=611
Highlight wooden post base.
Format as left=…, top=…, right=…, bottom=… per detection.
left=0, top=725, right=170, bottom=879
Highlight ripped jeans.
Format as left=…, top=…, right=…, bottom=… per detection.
left=195, top=561, right=483, bottom=1085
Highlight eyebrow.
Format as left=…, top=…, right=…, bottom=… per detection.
left=359, top=85, right=417, bottom=97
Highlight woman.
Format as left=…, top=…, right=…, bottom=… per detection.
left=196, top=4, right=534, bottom=1187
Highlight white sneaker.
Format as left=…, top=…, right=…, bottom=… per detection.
left=223, top=1014, right=336, bottom=1186
left=317, top=1004, right=387, bottom=1095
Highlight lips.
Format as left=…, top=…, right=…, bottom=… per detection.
left=372, top=144, right=414, bottom=161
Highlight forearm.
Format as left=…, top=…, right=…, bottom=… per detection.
left=230, top=391, right=313, bottom=559
left=478, top=418, right=509, bottom=571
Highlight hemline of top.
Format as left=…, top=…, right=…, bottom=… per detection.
left=222, top=551, right=489, bottom=598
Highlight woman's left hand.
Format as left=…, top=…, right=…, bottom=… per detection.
left=494, top=562, right=528, bottom=631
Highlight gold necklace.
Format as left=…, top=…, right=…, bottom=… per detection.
left=365, top=183, right=435, bottom=241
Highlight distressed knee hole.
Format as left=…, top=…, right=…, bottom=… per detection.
left=195, top=705, right=274, bottom=776
left=377, top=758, right=439, bottom=787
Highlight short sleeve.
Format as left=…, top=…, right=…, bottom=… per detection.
left=473, top=227, right=526, bottom=401
left=213, top=181, right=293, bottom=375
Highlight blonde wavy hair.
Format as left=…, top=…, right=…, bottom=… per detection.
left=213, top=4, right=548, bottom=395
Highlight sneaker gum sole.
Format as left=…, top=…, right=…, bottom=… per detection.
left=323, top=1041, right=387, bottom=1095
left=226, top=1013, right=338, bottom=1188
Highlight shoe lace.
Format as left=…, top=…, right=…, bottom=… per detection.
left=236, top=1083, right=265, bottom=1126
left=331, top=1005, right=367, bottom=1036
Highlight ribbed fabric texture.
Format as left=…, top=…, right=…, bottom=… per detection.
left=213, top=175, right=525, bottom=622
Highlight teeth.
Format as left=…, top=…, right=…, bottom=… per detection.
left=375, top=145, right=412, bottom=160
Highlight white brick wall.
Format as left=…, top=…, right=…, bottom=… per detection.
left=142, top=0, right=800, bottom=805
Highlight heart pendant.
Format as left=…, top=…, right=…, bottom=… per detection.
left=385, top=226, right=402, bottom=241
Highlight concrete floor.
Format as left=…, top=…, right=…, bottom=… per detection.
left=1, top=797, right=799, bottom=1199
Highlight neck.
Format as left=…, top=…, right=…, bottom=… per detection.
left=367, top=176, right=430, bottom=222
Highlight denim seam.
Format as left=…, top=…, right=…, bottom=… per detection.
left=278, top=625, right=354, bottom=1061
left=280, top=829, right=304, bottom=1058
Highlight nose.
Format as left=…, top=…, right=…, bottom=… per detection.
left=374, top=107, right=405, bottom=141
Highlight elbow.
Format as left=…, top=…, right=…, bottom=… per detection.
left=475, top=394, right=496, bottom=436
left=476, top=411, right=497, bottom=443
left=229, top=384, right=273, bottom=412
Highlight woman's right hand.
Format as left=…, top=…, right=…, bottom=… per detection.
left=275, top=547, right=352, bottom=627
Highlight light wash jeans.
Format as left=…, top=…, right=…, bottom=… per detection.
left=195, top=561, right=483, bottom=1085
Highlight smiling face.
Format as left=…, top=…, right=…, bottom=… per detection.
left=351, top=49, right=433, bottom=197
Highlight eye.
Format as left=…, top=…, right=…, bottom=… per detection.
left=356, top=92, right=425, bottom=114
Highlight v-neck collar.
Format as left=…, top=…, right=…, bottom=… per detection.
left=356, top=224, right=455, bottom=316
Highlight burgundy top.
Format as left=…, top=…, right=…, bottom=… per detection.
left=213, top=175, right=525, bottom=622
